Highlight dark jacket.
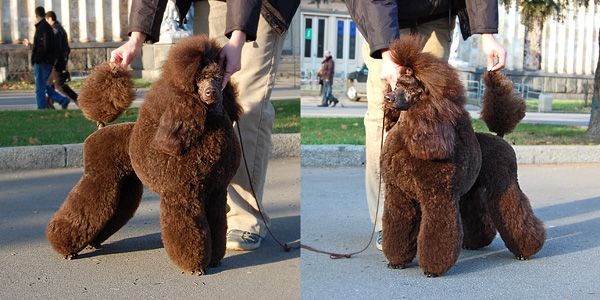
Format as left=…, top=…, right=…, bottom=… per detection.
left=51, top=21, right=70, bottom=71
left=31, top=19, right=56, bottom=65
left=129, top=0, right=300, bottom=44
left=319, top=57, right=334, bottom=82
left=346, top=0, right=498, bottom=58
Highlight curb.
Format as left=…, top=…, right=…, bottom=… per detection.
left=300, top=144, right=600, bottom=167
left=0, top=133, right=299, bottom=171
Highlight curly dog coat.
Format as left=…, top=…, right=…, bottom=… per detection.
left=46, top=36, right=242, bottom=275
left=381, top=36, right=545, bottom=277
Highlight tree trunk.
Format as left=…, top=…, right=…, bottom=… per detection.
left=523, top=20, right=543, bottom=71
left=586, top=29, right=600, bottom=137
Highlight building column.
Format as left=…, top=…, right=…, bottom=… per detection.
left=44, top=0, right=52, bottom=11
left=78, top=0, right=88, bottom=42
left=95, top=0, right=104, bottom=42
left=565, top=3, right=576, bottom=74
left=26, top=0, right=36, bottom=42
left=10, top=0, right=20, bottom=43
left=61, top=0, right=71, bottom=42
left=111, top=0, right=121, bottom=41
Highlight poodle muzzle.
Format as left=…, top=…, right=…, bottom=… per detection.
left=384, top=89, right=410, bottom=111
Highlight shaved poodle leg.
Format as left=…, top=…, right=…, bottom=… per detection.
left=160, top=190, right=211, bottom=275
left=460, top=184, right=496, bottom=250
left=382, top=184, right=420, bottom=269
left=417, top=194, right=462, bottom=277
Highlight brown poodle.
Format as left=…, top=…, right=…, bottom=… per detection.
left=380, top=36, right=545, bottom=277
left=46, top=35, right=242, bottom=275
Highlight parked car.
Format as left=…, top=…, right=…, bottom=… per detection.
left=346, top=64, right=368, bottom=101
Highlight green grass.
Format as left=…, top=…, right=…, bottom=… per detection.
left=302, top=118, right=365, bottom=145
left=0, top=78, right=153, bottom=91
left=0, top=99, right=299, bottom=147
left=525, top=99, right=592, bottom=113
left=302, top=117, right=600, bottom=145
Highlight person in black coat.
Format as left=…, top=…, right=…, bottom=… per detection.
left=45, top=11, right=78, bottom=105
left=24, top=6, right=70, bottom=109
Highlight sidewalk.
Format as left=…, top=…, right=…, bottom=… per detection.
left=301, top=96, right=592, bottom=127
left=301, top=163, right=600, bottom=299
left=0, top=158, right=300, bottom=299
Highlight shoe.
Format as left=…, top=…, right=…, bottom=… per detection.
left=376, top=230, right=383, bottom=251
left=61, top=99, right=70, bottom=110
left=330, top=100, right=339, bottom=107
left=317, top=104, right=328, bottom=107
left=226, top=229, right=261, bottom=251
left=45, top=96, right=55, bottom=109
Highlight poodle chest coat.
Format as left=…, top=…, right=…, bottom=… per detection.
left=378, top=36, right=545, bottom=277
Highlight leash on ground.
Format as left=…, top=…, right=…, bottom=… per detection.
left=236, top=124, right=292, bottom=252
left=299, top=117, right=385, bottom=259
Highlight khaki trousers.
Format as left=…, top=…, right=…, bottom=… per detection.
left=195, top=1, right=286, bottom=237
left=363, top=17, right=455, bottom=231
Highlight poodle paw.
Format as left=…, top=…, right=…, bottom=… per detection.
left=189, top=269, right=206, bottom=276
left=64, top=253, right=78, bottom=260
left=387, top=263, right=407, bottom=270
left=515, top=255, right=529, bottom=261
left=86, top=243, right=101, bottom=250
left=424, top=272, right=440, bottom=278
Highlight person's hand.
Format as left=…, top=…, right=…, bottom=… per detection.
left=380, top=49, right=402, bottom=91
left=481, top=33, right=507, bottom=71
left=219, top=30, right=246, bottom=90
left=110, top=32, right=146, bottom=67
left=22, top=38, right=30, bottom=47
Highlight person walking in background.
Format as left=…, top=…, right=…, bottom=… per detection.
left=345, top=0, right=507, bottom=251
left=317, top=50, right=338, bottom=107
left=110, top=0, right=299, bottom=251
left=45, top=11, right=78, bottom=106
left=23, top=6, right=69, bottom=110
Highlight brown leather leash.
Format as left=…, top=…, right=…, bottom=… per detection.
left=237, top=116, right=386, bottom=258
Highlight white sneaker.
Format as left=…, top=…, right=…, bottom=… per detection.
left=226, top=229, right=262, bottom=251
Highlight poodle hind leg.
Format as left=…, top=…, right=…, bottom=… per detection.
left=417, top=194, right=462, bottom=277
left=88, top=173, right=143, bottom=248
left=382, top=184, right=420, bottom=269
left=487, top=182, right=545, bottom=260
left=460, top=184, right=496, bottom=250
left=46, top=123, right=137, bottom=258
left=160, top=190, right=211, bottom=274
left=205, top=189, right=227, bottom=267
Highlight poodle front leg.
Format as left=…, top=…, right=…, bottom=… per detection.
left=382, top=184, right=420, bottom=269
left=460, top=184, right=496, bottom=250
left=417, top=194, right=463, bottom=277
left=488, top=183, right=545, bottom=260
left=205, top=189, right=228, bottom=267
left=160, top=190, right=212, bottom=274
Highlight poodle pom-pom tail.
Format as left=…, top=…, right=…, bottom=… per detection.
left=78, top=63, right=135, bottom=123
left=480, top=71, right=526, bottom=137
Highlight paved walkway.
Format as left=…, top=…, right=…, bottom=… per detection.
left=302, top=164, right=600, bottom=299
left=301, top=96, right=592, bottom=127
left=0, top=158, right=300, bottom=299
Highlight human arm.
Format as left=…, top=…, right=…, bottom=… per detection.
left=225, top=0, right=262, bottom=42
left=464, top=0, right=505, bottom=70
left=219, top=30, right=246, bottom=90
left=110, top=32, right=147, bottom=67
left=345, top=0, right=400, bottom=59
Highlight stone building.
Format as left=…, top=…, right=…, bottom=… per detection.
left=0, top=0, right=300, bottom=87
left=299, top=1, right=599, bottom=98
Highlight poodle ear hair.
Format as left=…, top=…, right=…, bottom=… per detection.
left=222, top=80, right=243, bottom=123
left=404, top=112, right=456, bottom=160
left=152, top=101, right=206, bottom=156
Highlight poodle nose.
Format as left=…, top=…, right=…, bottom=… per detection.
left=384, top=92, right=396, bottom=103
